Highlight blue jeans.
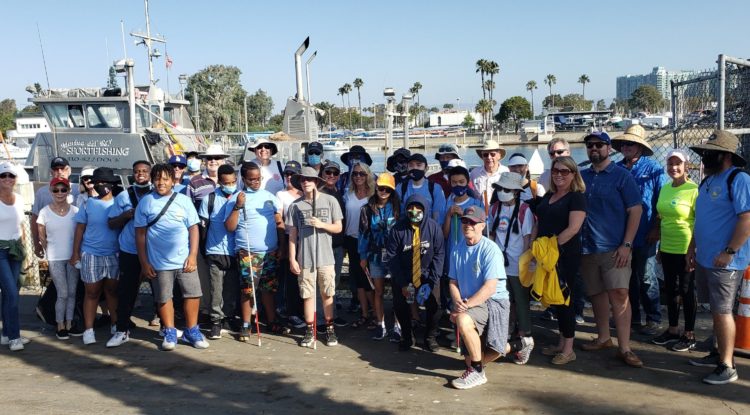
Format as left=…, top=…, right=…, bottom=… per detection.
left=629, top=244, right=662, bottom=324
left=0, top=248, right=22, bottom=339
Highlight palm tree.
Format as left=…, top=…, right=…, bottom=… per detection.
left=544, top=74, right=557, bottom=107
left=486, top=60, right=499, bottom=103
left=342, top=83, right=352, bottom=128
left=337, top=87, right=346, bottom=109
left=475, top=99, right=494, bottom=132
left=526, top=80, right=538, bottom=117
left=578, top=74, right=590, bottom=100
left=476, top=59, right=488, bottom=100
left=353, top=78, right=364, bottom=127
left=410, top=81, right=423, bottom=126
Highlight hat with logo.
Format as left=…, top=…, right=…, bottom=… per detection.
left=50, top=177, right=70, bottom=188
left=283, top=160, right=302, bottom=175
left=583, top=131, right=611, bottom=145
left=461, top=205, right=487, bottom=223
left=307, top=141, right=324, bottom=154
left=168, top=155, right=187, bottom=167
left=50, top=157, right=69, bottom=169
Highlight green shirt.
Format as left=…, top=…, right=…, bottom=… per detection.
left=656, top=180, right=698, bottom=254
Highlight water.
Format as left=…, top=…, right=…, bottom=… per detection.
left=325, top=143, right=589, bottom=173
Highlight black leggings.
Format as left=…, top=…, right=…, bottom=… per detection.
left=553, top=252, right=579, bottom=339
left=660, top=252, right=697, bottom=331
left=345, top=236, right=372, bottom=291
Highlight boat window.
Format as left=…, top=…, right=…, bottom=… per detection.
left=68, top=105, right=86, bottom=128
left=44, top=104, right=69, bottom=128
left=163, top=107, right=174, bottom=124
left=86, top=104, right=122, bottom=128
left=136, top=106, right=150, bottom=129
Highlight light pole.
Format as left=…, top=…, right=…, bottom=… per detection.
left=305, top=51, right=317, bottom=103
left=402, top=93, right=413, bottom=149
left=372, top=102, right=376, bottom=129
left=178, top=74, right=187, bottom=99
left=243, top=94, right=249, bottom=133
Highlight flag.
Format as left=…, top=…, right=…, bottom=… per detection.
left=165, top=54, right=173, bottom=69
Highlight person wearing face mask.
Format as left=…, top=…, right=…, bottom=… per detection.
left=306, top=141, right=325, bottom=174
left=386, top=148, right=411, bottom=186
left=385, top=194, right=445, bottom=352
left=337, top=145, right=373, bottom=194
left=106, top=161, right=154, bottom=347
left=506, top=153, right=546, bottom=203
left=429, top=144, right=462, bottom=197
left=397, top=153, right=447, bottom=225
left=70, top=167, right=121, bottom=346
left=487, top=172, right=535, bottom=364
left=197, top=164, right=241, bottom=340
left=74, top=166, right=96, bottom=209
left=185, top=154, right=203, bottom=180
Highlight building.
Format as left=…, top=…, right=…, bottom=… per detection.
left=616, top=67, right=707, bottom=102
left=428, top=110, right=484, bottom=127
left=6, top=115, right=50, bottom=145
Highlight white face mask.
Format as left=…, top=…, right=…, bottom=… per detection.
left=496, top=189, right=515, bottom=202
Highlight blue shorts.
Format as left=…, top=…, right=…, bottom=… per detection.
left=368, top=260, right=388, bottom=279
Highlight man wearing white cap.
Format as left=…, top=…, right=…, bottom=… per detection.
left=507, top=153, right=546, bottom=203
left=247, top=138, right=285, bottom=194
left=469, top=140, right=509, bottom=209
left=188, top=144, right=229, bottom=211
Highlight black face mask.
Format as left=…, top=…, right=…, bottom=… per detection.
left=409, top=169, right=425, bottom=181
left=701, top=152, right=724, bottom=170
left=94, top=183, right=112, bottom=196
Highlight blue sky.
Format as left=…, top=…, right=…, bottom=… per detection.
left=4, top=0, right=748, bottom=114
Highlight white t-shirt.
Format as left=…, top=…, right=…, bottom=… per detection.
left=0, top=193, right=24, bottom=240
left=470, top=164, right=510, bottom=203
left=37, top=205, right=79, bottom=260
left=253, top=158, right=285, bottom=195
left=491, top=203, right=533, bottom=276
left=276, top=189, right=300, bottom=235
left=344, top=190, right=369, bottom=237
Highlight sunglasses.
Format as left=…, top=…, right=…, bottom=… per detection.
left=585, top=142, right=606, bottom=150
left=481, top=152, right=498, bottom=158
left=619, top=142, right=637, bottom=147
left=171, top=164, right=186, bottom=169
left=377, top=186, right=393, bottom=193
left=460, top=218, right=479, bottom=225
left=308, top=150, right=322, bottom=156
left=551, top=168, right=572, bottom=177
left=51, top=187, right=69, bottom=193
left=351, top=171, right=367, bottom=178
left=284, top=171, right=296, bottom=176
left=255, top=144, right=273, bottom=150
left=0, top=173, right=16, bottom=179
left=324, top=169, right=340, bottom=176
left=548, top=149, right=567, bottom=156
left=205, top=156, right=223, bottom=161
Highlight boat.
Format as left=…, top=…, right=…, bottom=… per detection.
left=322, top=140, right=348, bottom=152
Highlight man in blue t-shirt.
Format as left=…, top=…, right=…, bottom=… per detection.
left=579, top=131, right=644, bottom=368
left=688, top=130, right=750, bottom=385
left=198, top=164, right=240, bottom=341
left=135, top=163, right=207, bottom=351
left=225, top=161, right=285, bottom=340
left=448, top=206, right=528, bottom=390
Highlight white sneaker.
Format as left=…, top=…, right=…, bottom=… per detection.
left=1, top=335, right=30, bottom=345
left=451, top=367, right=487, bottom=390
left=82, top=329, right=96, bottom=345
left=9, top=338, right=27, bottom=351
left=106, top=331, right=129, bottom=348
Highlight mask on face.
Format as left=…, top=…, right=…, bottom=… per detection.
left=245, top=187, right=257, bottom=194
left=451, top=185, right=468, bottom=197
left=133, top=182, right=151, bottom=189
left=94, top=183, right=112, bottom=196
left=187, top=159, right=202, bottom=172
left=395, top=162, right=408, bottom=174
left=439, top=160, right=450, bottom=170
left=409, top=169, right=425, bottom=181
left=221, top=185, right=237, bottom=195
left=307, top=154, right=321, bottom=166
left=496, top=189, right=515, bottom=202
left=408, top=209, right=424, bottom=224
left=701, top=152, right=724, bottom=170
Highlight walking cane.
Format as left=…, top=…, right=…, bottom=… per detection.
left=243, top=206, right=262, bottom=347
left=452, top=213, right=460, bottom=353
left=312, top=187, right=318, bottom=350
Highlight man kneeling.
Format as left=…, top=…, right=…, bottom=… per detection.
left=449, top=206, right=530, bottom=389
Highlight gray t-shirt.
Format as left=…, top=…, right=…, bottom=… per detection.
left=285, top=192, right=343, bottom=268
left=32, top=186, right=80, bottom=215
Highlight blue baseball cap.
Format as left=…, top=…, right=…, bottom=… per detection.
left=168, top=155, right=187, bottom=167
left=583, top=131, right=611, bottom=144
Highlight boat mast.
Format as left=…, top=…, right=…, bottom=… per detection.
left=131, top=0, right=165, bottom=86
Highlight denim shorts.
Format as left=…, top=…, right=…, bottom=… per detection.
left=368, top=260, right=388, bottom=279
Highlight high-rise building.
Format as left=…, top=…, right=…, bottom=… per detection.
left=616, top=67, right=705, bottom=102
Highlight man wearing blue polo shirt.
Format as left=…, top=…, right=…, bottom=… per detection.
left=688, top=130, right=750, bottom=385
left=578, top=131, right=644, bottom=368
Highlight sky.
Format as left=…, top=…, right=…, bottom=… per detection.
left=3, top=0, right=748, bottom=115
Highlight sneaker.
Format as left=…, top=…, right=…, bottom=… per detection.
left=325, top=326, right=338, bottom=346
left=652, top=330, right=681, bottom=345
left=270, top=322, right=291, bottom=335
left=68, top=325, right=84, bottom=337
left=106, top=331, right=130, bottom=348
left=670, top=335, right=697, bottom=352
left=639, top=321, right=660, bottom=336
left=300, top=326, right=314, bottom=348
left=689, top=351, right=720, bottom=367
left=703, top=363, right=739, bottom=385
left=514, top=336, right=535, bottom=365
left=423, top=337, right=439, bottom=352
left=371, top=325, right=388, bottom=341
left=333, top=317, right=349, bottom=327
left=56, top=329, right=70, bottom=340
left=158, top=327, right=184, bottom=338
left=451, top=367, right=487, bottom=390
left=239, top=325, right=251, bottom=342
left=1, top=335, right=30, bottom=345
left=82, top=329, right=96, bottom=345
left=540, top=309, right=557, bottom=321
left=575, top=315, right=585, bottom=324
left=389, top=326, right=402, bottom=343
left=288, top=316, right=307, bottom=329
left=9, top=338, right=25, bottom=351
left=161, top=327, right=177, bottom=351
left=208, top=323, right=222, bottom=340
left=182, top=325, right=210, bottom=349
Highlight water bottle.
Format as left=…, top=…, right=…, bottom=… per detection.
left=406, top=283, right=415, bottom=304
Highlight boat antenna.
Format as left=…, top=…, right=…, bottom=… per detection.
left=120, top=20, right=128, bottom=59
left=36, top=22, right=51, bottom=90
left=130, top=0, right=165, bottom=86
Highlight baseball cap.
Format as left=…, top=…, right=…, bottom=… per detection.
left=307, top=141, right=324, bottom=154
left=583, top=131, right=611, bottom=144
left=50, top=177, right=70, bottom=188
left=407, top=153, right=428, bottom=165
left=50, top=157, right=69, bottom=169
left=284, top=160, right=302, bottom=175
left=168, top=155, right=187, bottom=167
left=507, top=153, right=528, bottom=166
left=0, top=162, right=16, bottom=176
left=667, top=149, right=689, bottom=163
left=461, top=206, right=487, bottom=223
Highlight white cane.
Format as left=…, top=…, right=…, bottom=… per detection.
left=243, top=205, right=262, bottom=347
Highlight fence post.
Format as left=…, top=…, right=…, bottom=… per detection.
left=718, top=54, right=726, bottom=130
left=671, top=80, right=678, bottom=148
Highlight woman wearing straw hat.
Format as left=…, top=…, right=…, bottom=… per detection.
left=248, top=138, right=285, bottom=194
left=469, top=140, right=509, bottom=210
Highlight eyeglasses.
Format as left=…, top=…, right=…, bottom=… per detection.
left=51, top=187, right=69, bottom=193
left=551, top=168, right=572, bottom=177
left=308, top=150, right=322, bottom=156
left=585, top=142, right=606, bottom=150
left=255, top=144, right=273, bottom=150
left=377, top=186, right=393, bottom=193
left=0, top=173, right=16, bottom=179
left=460, top=218, right=479, bottom=225
left=324, top=169, right=340, bottom=176
left=548, top=149, right=567, bottom=156
left=351, top=171, right=367, bottom=177
left=205, top=156, right=223, bottom=161
left=481, top=152, right=498, bottom=158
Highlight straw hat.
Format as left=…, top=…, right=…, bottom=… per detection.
left=291, top=166, right=325, bottom=190
left=248, top=138, right=278, bottom=155
left=199, top=144, right=229, bottom=159
left=475, top=140, right=506, bottom=159
left=491, top=172, right=524, bottom=191
left=611, top=125, right=653, bottom=156
left=690, top=130, right=746, bottom=167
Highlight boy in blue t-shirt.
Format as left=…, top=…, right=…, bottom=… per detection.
left=135, top=163, right=207, bottom=351
left=397, top=153, right=447, bottom=224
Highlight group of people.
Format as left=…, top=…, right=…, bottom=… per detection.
left=0, top=126, right=748, bottom=389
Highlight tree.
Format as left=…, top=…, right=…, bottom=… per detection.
left=342, top=83, right=353, bottom=129
left=526, top=80, right=538, bottom=117
left=495, top=96, right=532, bottom=133
left=186, top=65, right=247, bottom=132
left=596, top=99, right=607, bottom=111
left=578, top=74, right=590, bottom=99
left=544, top=74, right=557, bottom=107
left=245, top=89, right=274, bottom=128
left=486, top=60, right=499, bottom=103
left=443, top=103, right=454, bottom=109
left=560, top=94, right=593, bottom=111
left=337, top=87, right=346, bottom=108
left=629, top=85, right=664, bottom=113
left=429, top=107, right=439, bottom=113
left=462, top=113, right=476, bottom=129
left=409, top=81, right=423, bottom=125
left=475, top=99, right=494, bottom=131
left=542, top=94, right=562, bottom=109
left=107, top=66, right=119, bottom=89
left=314, top=101, right=335, bottom=129
left=353, top=78, right=364, bottom=127
left=475, top=59, right=488, bottom=100
left=0, top=98, right=17, bottom=134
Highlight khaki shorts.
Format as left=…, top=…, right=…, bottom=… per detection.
left=581, top=251, right=631, bottom=296
left=299, top=265, right=336, bottom=299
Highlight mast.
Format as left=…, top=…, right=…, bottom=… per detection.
left=131, top=0, right=165, bottom=86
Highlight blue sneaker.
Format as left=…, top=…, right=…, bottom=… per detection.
left=181, top=325, right=210, bottom=349
left=161, top=327, right=177, bottom=351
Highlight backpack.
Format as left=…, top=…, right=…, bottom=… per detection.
left=489, top=200, right=530, bottom=240
left=400, top=180, right=436, bottom=204
left=199, top=192, right=217, bottom=256
left=699, top=168, right=748, bottom=202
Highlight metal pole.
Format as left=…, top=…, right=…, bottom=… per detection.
left=126, top=59, right=136, bottom=133
left=305, top=51, right=317, bottom=104
left=194, top=90, right=200, bottom=131
left=670, top=81, right=678, bottom=148
left=143, top=0, right=154, bottom=85
left=403, top=95, right=411, bottom=150
left=244, top=94, right=248, bottom=133
left=718, top=54, right=726, bottom=130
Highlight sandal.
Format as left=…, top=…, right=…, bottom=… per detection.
left=351, top=316, right=369, bottom=329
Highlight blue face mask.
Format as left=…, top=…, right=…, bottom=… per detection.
left=187, top=159, right=202, bottom=172
left=451, top=185, right=468, bottom=197
left=308, top=154, right=321, bottom=166
left=221, top=185, right=236, bottom=194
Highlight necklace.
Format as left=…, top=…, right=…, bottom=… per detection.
left=51, top=203, right=68, bottom=215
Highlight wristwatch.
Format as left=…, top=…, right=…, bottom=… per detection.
left=623, top=242, right=632, bottom=249
left=724, top=246, right=737, bottom=255
left=233, top=204, right=242, bottom=211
